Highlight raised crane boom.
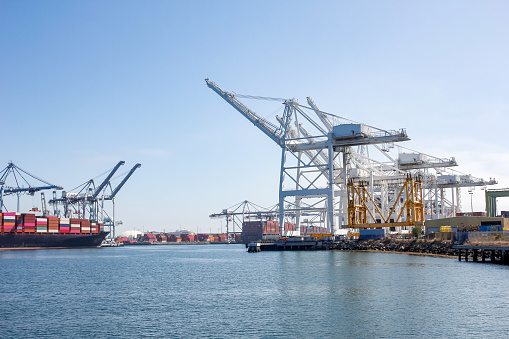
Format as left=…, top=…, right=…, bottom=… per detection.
left=92, top=161, right=125, bottom=199
left=105, top=163, right=141, bottom=200
left=307, top=97, right=333, bottom=132
left=205, top=79, right=287, bottom=147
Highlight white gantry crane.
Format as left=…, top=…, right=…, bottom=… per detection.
left=205, top=79, right=497, bottom=234
left=207, top=79, right=411, bottom=235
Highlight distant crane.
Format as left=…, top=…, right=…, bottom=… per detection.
left=101, top=163, right=141, bottom=238
left=48, top=162, right=141, bottom=238
left=209, top=200, right=279, bottom=242
left=0, top=162, right=63, bottom=213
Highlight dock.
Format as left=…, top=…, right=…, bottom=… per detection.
left=247, top=238, right=326, bottom=252
left=455, top=245, right=509, bottom=265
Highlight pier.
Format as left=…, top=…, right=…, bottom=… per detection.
left=455, top=245, right=509, bottom=265
left=247, top=239, right=326, bottom=252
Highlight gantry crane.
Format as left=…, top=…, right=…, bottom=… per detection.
left=206, top=79, right=498, bottom=234
left=206, top=79, right=410, bottom=234
left=209, top=200, right=279, bottom=242
left=0, top=162, right=63, bottom=212
left=48, top=162, right=141, bottom=235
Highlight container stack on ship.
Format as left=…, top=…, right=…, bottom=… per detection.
left=0, top=161, right=142, bottom=249
left=0, top=212, right=108, bottom=248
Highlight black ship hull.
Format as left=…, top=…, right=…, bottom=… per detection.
left=0, top=231, right=109, bottom=248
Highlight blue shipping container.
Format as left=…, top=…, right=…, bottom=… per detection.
left=479, top=225, right=502, bottom=232
left=359, top=229, right=385, bottom=240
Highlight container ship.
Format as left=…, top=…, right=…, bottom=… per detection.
left=0, top=212, right=108, bottom=248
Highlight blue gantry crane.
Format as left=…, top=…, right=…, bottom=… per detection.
left=0, top=162, right=63, bottom=213
left=47, top=162, right=141, bottom=238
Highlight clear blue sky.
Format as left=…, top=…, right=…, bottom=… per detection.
left=1, top=0, right=508, bottom=234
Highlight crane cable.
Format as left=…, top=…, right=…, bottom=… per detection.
left=232, top=93, right=286, bottom=102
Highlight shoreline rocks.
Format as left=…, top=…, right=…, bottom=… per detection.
left=328, top=239, right=456, bottom=256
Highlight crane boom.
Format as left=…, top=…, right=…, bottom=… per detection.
left=2, top=185, right=62, bottom=195
left=105, top=164, right=141, bottom=200
left=205, top=79, right=286, bottom=147
left=307, top=97, right=333, bottom=132
left=92, top=161, right=125, bottom=199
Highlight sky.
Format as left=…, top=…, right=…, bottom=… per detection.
left=1, top=0, right=508, bottom=234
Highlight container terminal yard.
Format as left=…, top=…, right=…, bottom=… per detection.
left=201, top=79, right=509, bottom=262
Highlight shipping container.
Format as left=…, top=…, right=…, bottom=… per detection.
left=439, top=226, right=452, bottom=233
left=240, top=234, right=262, bottom=244
left=15, top=214, right=23, bottom=233
left=81, top=220, right=91, bottom=234
left=70, top=218, right=81, bottom=233
left=3, top=213, right=16, bottom=233
left=23, top=213, right=36, bottom=233
left=479, top=225, right=502, bottom=232
left=472, top=212, right=487, bottom=217
left=36, top=217, right=48, bottom=233
left=196, top=233, right=209, bottom=242
left=359, top=228, right=385, bottom=240
left=143, top=234, right=156, bottom=242
left=46, top=216, right=59, bottom=233
left=156, top=234, right=167, bottom=242
left=60, top=218, right=70, bottom=234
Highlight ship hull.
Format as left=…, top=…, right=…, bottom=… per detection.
left=0, top=232, right=109, bottom=248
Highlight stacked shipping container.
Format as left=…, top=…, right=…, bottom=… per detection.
left=0, top=214, right=106, bottom=236
left=300, top=226, right=328, bottom=235
left=47, top=217, right=59, bottom=233
left=144, top=234, right=157, bottom=242
left=60, top=218, right=70, bottom=233
left=284, top=223, right=296, bottom=232
left=196, top=234, right=209, bottom=242
left=3, top=213, right=15, bottom=233
left=36, top=217, right=48, bottom=233
left=117, top=232, right=245, bottom=244
left=16, top=214, right=23, bottom=233
left=81, top=220, right=91, bottom=234
left=156, top=234, right=167, bottom=242
left=241, top=221, right=264, bottom=244
left=70, top=219, right=81, bottom=234
left=264, top=221, right=279, bottom=234
left=23, top=214, right=36, bottom=233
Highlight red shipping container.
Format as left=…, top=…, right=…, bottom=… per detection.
left=81, top=219, right=91, bottom=234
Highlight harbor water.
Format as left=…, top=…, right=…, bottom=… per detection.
left=1, top=244, right=509, bottom=338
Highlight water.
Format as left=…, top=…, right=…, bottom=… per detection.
left=1, top=245, right=509, bottom=338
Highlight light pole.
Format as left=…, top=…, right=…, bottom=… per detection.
left=469, top=188, right=474, bottom=213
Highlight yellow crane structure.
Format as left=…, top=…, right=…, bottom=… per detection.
left=347, top=175, right=425, bottom=229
